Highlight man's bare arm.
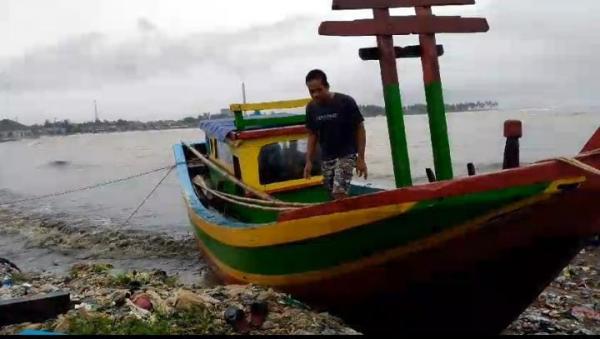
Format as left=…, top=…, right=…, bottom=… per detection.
left=356, top=122, right=368, bottom=179
left=304, top=131, right=318, bottom=179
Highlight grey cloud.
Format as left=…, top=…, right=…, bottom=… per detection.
left=3, top=0, right=600, bottom=124
left=0, top=15, right=337, bottom=93
left=137, top=18, right=158, bottom=33
left=407, top=0, right=600, bottom=109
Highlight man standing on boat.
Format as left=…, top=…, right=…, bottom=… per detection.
left=303, top=69, right=368, bottom=200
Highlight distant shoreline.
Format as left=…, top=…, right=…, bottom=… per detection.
left=4, top=110, right=503, bottom=140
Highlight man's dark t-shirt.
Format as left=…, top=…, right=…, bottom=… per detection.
left=305, top=93, right=364, bottom=161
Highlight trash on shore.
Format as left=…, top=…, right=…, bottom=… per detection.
left=4, top=244, right=600, bottom=334
left=0, top=263, right=361, bottom=335
left=503, top=245, right=600, bottom=335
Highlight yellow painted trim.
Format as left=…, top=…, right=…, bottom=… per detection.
left=230, top=98, right=311, bottom=112
left=265, top=180, right=324, bottom=194
left=262, top=177, right=324, bottom=193
left=233, top=133, right=321, bottom=193
left=197, top=193, right=553, bottom=286
left=543, top=176, right=586, bottom=194
left=192, top=177, right=585, bottom=286
left=189, top=202, right=417, bottom=247
left=208, top=134, right=323, bottom=192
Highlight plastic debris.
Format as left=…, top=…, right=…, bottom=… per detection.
left=503, top=245, right=600, bottom=335
left=0, top=262, right=358, bottom=335
left=131, top=293, right=153, bottom=311
left=2, top=276, right=14, bottom=289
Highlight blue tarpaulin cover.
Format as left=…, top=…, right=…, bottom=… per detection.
left=198, top=119, right=236, bottom=142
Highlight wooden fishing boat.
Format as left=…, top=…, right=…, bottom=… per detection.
left=173, top=0, right=600, bottom=333
left=173, top=99, right=600, bottom=333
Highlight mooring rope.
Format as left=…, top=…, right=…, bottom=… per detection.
left=125, top=165, right=176, bottom=224
left=555, top=157, right=600, bottom=177
left=0, top=165, right=177, bottom=207
left=537, top=149, right=600, bottom=177
left=181, top=141, right=277, bottom=202
left=216, top=190, right=317, bottom=207
left=3, top=148, right=594, bottom=217
left=193, top=177, right=302, bottom=211
left=192, top=176, right=316, bottom=208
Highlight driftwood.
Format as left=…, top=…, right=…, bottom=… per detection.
left=0, top=258, right=21, bottom=272
left=0, top=291, right=71, bottom=326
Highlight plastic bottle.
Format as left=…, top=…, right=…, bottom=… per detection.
left=2, top=275, right=13, bottom=288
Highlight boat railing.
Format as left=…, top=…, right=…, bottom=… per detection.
left=230, top=98, right=311, bottom=131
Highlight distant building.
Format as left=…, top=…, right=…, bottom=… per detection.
left=0, top=119, right=32, bottom=142
left=41, top=126, right=67, bottom=135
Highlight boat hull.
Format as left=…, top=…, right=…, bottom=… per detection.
left=174, top=128, right=600, bottom=334
left=193, top=188, right=598, bottom=334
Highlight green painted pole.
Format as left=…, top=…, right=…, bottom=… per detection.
left=374, top=9, right=412, bottom=188
left=416, top=6, right=454, bottom=181
left=234, top=110, right=245, bottom=130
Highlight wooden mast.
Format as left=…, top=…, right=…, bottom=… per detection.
left=319, top=0, right=489, bottom=186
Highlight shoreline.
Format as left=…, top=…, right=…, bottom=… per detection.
left=503, top=243, right=600, bottom=335
left=0, top=108, right=507, bottom=142
left=0, top=263, right=360, bottom=335
left=0, top=206, right=204, bottom=285
left=1, top=204, right=600, bottom=334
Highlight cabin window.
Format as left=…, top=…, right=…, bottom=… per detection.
left=212, top=139, right=218, bottom=158
left=205, top=136, right=211, bottom=154
left=216, top=140, right=234, bottom=167
left=258, top=140, right=322, bottom=185
left=233, top=156, right=242, bottom=179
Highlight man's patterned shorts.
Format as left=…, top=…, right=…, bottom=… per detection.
left=321, top=154, right=357, bottom=196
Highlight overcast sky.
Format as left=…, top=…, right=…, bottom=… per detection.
left=1, top=0, right=599, bottom=124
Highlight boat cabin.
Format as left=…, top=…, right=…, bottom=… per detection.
left=197, top=98, right=378, bottom=206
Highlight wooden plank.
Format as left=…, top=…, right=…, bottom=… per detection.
left=319, top=16, right=489, bottom=36
left=230, top=98, right=311, bottom=113
left=359, top=45, right=444, bottom=60
left=0, top=291, right=70, bottom=326
left=333, top=0, right=475, bottom=10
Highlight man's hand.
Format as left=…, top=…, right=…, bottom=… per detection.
left=304, top=132, right=317, bottom=180
left=356, top=157, right=368, bottom=180
left=304, top=162, right=313, bottom=179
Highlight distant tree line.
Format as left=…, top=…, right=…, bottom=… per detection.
left=26, top=111, right=236, bottom=136
left=22, top=100, right=498, bottom=137
left=359, top=100, right=499, bottom=117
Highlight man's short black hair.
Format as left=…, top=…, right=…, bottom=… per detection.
left=305, top=69, right=330, bottom=88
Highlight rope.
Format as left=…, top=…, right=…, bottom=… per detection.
left=192, top=176, right=316, bottom=208
left=125, top=166, right=175, bottom=224
left=579, top=148, right=600, bottom=158
left=218, top=190, right=317, bottom=207
left=182, top=142, right=277, bottom=202
left=0, top=165, right=177, bottom=207
left=194, top=178, right=300, bottom=211
left=536, top=148, right=600, bottom=177
left=555, top=157, right=600, bottom=176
